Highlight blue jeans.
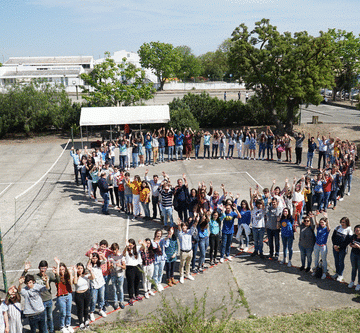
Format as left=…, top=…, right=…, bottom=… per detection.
left=145, top=148, right=152, bottom=164
left=111, top=275, right=124, bottom=303
left=221, top=233, right=233, bottom=258
left=281, top=235, right=294, bottom=261
left=119, top=191, right=125, bottom=209
left=266, top=228, right=280, bottom=257
left=132, top=153, right=139, bottom=168
left=103, top=274, right=111, bottom=308
left=191, top=241, right=198, bottom=270
left=227, top=145, right=234, bottom=158
left=28, top=310, right=47, bottom=333
left=299, top=244, right=313, bottom=268
left=219, top=143, right=226, bottom=158
left=168, top=146, right=174, bottom=161
left=43, top=299, right=54, bottom=332
left=258, top=143, right=266, bottom=158
left=152, top=260, right=166, bottom=285
left=162, top=207, right=173, bottom=226
left=101, top=192, right=110, bottom=213
left=119, top=155, right=127, bottom=169
left=307, top=152, right=314, bottom=168
left=253, top=227, right=265, bottom=254
left=266, top=144, right=273, bottom=159
left=81, top=172, right=87, bottom=191
left=204, top=145, right=210, bottom=158
left=175, top=145, right=183, bottom=160
left=321, top=191, right=331, bottom=211
left=90, top=285, right=105, bottom=313
left=198, top=236, right=209, bottom=266
left=141, top=201, right=150, bottom=217
left=333, top=248, right=347, bottom=276
left=350, top=251, right=360, bottom=283
left=347, top=174, right=353, bottom=193
left=195, top=144, right=200, bottom=158
left=212, top=144, right=218, bottom=158
left=159, top=147, right=165, bottom=162
left=57, top=293, right=72, bottom=328
left=313, top=192, right=323, bottom=211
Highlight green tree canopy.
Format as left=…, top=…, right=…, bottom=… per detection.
left=229, top=19, right=339, bottom=132
left=80, top=52, right=155, bottom=107
left=175, top=45, right=202, bottom=81
left=138, top=42, right=182, bottom=90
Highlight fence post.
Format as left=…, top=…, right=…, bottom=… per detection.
left=0, top=229, right=8, bottom=292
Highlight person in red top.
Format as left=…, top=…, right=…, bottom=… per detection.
left=116, top=169, right=125, bottom=211
left=321, top=171, right=333, bottom=212
left=55, top=261, right=74, bottom=332
left=184, top=128, right=194, bottom=161
left=166, top=129, right=175, bottom=161
left=85, top=240, right=112, bottom=311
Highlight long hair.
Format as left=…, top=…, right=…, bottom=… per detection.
left=90, top=252, right=102, bottom=267
left=127, top=239, right=137, bottom=257
left=240, top=200, right=250, bottom=211
left=59, top=263, right=71, bottom=284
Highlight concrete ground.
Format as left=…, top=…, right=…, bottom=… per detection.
left=1, top=133, right=360, bottom=332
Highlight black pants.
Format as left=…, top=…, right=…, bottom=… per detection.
left=73, top=164, right=80, bottom=184
left=165, top=261, right=175, bottom=279
left=318, top=151, right=326, bottom=169
left=114, top=187, right=120, bottom=207
left=126, top=265, right=141, bottom=299
left=305, top=194, right=312, bottom=214
left=152, top=195, right=159, bottom=219
left=295, top=147, right=302, bottom=164
left=92, top=183, right=98, bottom=199
left=177, top=203, right=188, bottom=222
left=266, top=229, right=280, bottom=257
left=74, top=289, right=90, bottom=325
left=209, top=233, right=220, bottom=261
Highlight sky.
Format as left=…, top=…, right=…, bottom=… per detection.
left=1, top=0, right=359, bottom=62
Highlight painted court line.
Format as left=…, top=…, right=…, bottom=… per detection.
left=0, top=183, right=12, bottom=197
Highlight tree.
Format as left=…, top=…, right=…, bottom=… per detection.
left=328, top=29, right=360, bottom=100
left=229, top=19, right=339, bottom=132
left=138, top=42, right=182, bottom=90
left=80, top=52, right=155, bottom=107
left=175, top=45, right=202, bottom=81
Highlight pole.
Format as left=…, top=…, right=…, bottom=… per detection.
left=0, top=229, right=8, bottom=293
left=80, top=127, right=83, bottom=150
left=71, top=128, right=75, bottom=149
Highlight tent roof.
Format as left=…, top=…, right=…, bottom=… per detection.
left=80, top=105, right=170, bottom=126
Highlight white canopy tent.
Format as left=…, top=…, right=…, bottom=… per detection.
left=79, top=105, right=170, bottom=147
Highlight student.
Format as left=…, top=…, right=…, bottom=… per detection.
left=144, top=132, right=153, bottom=165
left=5, top=285, right=22, bottom=333
left=207, top=210, right=221, bottom=265
left=0, top=296, right=9, bottom=333
left=139, top=180, right=151, bottom=219
left=298, top=214, right=316, bottom=272
left=19, top=274, right=49, bottom=333
left=174, top=129, right=184, bottom=160
left=312, top=215, right=331, bottom=279
left=97, top=171, right=113, bottom=215
left=123, top=239, right=142, bottom=306
left=157, top=180, right=175, bottom=227
left=197, top=214, right=209, bottom=272
left=72, top=262, right=93, bottom=330
left=265, top=198, right=282, bottom=260
left=22, top=259, right=60, bottom=333
left=279, top=207, right=295, bottom=267
left=140, top=239, right=156, bottom=298
left=348, top=224, right=360, bottom=291
left=235, top=199, right=252, bottom=252
left=331, top=217, right=353, bottom=282
left=184, top=127, right=194, bottom=160
left=220, top=204, right=240, bottom=262
left=126, top=175, right=142, bottom=221
left=144, top=169, right=162, bottom=220
left=176, top=217, right=198, bottom=283
left=250, top=197, right=266, bottom=258
left=123, top=172, right=133, bottom=215
left=166, top=128, right=175, bottom=161
left=55, top=262, right=74, bottom=333
left=307, top=134, right=317, bottom=169
left=203, top=130, right=211, bottom=159
left=164, top=227, right=178, bottom=286
left=152, top=229, right=170, bottom=292
left=158, top=128, right=166, bottom=163
left=108, top=243, right=126, bottom=309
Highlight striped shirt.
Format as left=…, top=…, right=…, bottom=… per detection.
left=158, top=188, right=174, bottom=207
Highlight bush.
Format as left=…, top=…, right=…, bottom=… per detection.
left=168, top=104, right=200, bottom=132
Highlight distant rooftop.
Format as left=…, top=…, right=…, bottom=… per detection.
left=2, top=69, right=81, bottom=77
left=4, top=56, right=93, bottom=65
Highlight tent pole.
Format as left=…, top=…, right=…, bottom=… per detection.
left=80, top=127, right=83, bottom=149
left=110, top=125, right=112, bottom=142
left=86, top=126, right=89, bottom=147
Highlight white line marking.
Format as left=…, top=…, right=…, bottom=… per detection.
left=0, top=268, right=37, bottom=274
left=126, top=217, right=130, bottom=241
left=245, top=172, right=263, bottom=189
left=0, top=183, right=12, bottom=197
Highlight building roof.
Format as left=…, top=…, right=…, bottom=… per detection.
left=2, top=69, right=81, bottom=77
left=4, top=56, right=93, bottom=65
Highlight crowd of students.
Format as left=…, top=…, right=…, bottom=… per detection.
left=1, top=129, right=357, bottom=333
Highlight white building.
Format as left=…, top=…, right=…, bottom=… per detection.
left=0, top=56, right=94, bottom=95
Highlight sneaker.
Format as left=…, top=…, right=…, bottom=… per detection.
left=339, top=198, right=344, bottom=201
left=305, top=267, right=310, bottom=273
left=347, top=192, right=351, bottom=196
left=259, top=253, right=265, bottom=259
left=321, top=273, right=327, bottom=279
left=66, top=327, right=74, bottom=333
left=149, top=290, right=155, bottom=296
left=135, top=295, right=143, bottom=301
left=144, top=292, right=149, bottom=299
left=179, top=276, right=184, bottom=284
left=311, top=271, right=316, bottom=277
left=227, top=256, right=233, bottom=261
left=348, top=281, right=355, bottom=288
left=79, top=323, right=85, bottom=330
left=337, top=275, right=344, bottom=282
left=331, top=273, right=338, bottom=280
left=99, top=310, right=107, bottom=317
left=186, top=274, right=195, bottom=281
left=114, top=302, right=119, bottom=309
left=198, top=266, right=203, bottom=272
left=251, top=251, right=257, bottom=257
left=119, top=302, right=125, bottom=309
left=299, top=266, right=305, bottom=271
left=89, top=313, right=95, bottom=322
left=128, top=298, right=135, bottom=306
left=273, top=256, right=279, bottom=261
left=287, top=261, right=292, bottom=267
left=60, top=328, right=69, bottom=333
left=280, top=260, right=286, bottom=265
left=220, top=258, right=224, bottom=263
left=356, top=284, right=360, bottom=291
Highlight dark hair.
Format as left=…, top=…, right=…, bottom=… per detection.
left=354, top=224, right=360, bottom=232
left=59, top=263, right=71, bottom=284
left=76, top=263, right=85, bottom=277
left=91, top=252, right=102, bottom=267
left=144, top=238, right=155, bottom=254
left=110, top=243, right=119, bottom=251
left=340, top=217, right=350, bottom=227
left=154, top=229, right=162, bottom=239
left=240, top=200, right=250, bottom=211
left=280, top=208, right=292, bottom=222
left=127, top=239, right=137, bottom=257
left=25, top=275, right=35, bottom=284
left=99, top=240, right=108, bottom=247
left=211, top=210, right=220, bottom=222
left=38, top=260, right=48, bottom=268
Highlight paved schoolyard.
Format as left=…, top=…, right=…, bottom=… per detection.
left=0, top=137, right=359, bottom=331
